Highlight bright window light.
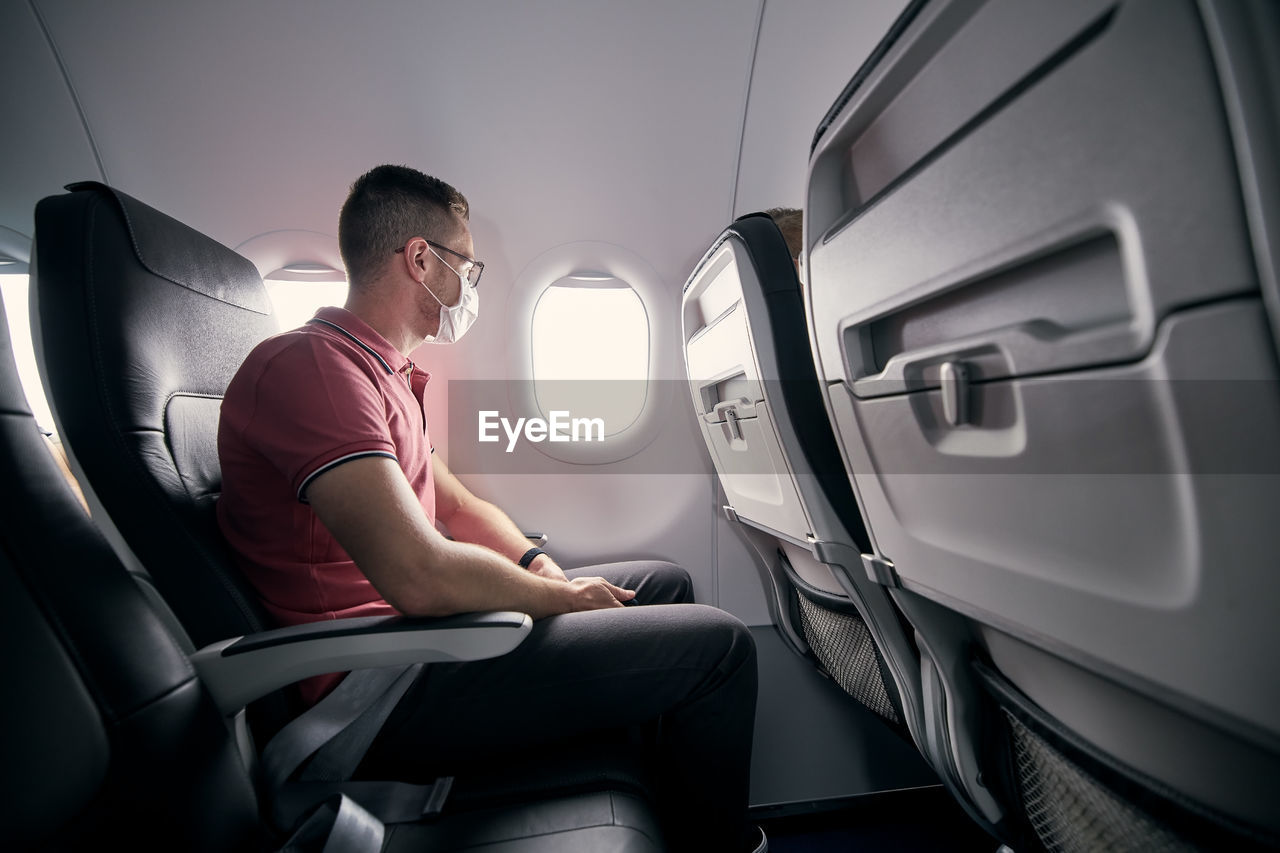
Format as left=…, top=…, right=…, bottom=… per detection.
left=531, top=278, right=649, bottom=435
left=0, top=273, right=59, bottom=436
left=264, top=280, right=349, bottom=332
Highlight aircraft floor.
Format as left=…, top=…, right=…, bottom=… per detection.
left=755, top=786, right=998, bottom=852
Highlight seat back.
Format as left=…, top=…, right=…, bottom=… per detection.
left=32, top=182, right=280, bottom=649
left=680, top=213, right=923, bottom=739
left=804, top=0, right=1280, bottom=849
left=0, top=294, right=262, bottom=851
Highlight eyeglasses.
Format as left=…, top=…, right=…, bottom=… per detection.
left=395, top=239, right=484, bottom=288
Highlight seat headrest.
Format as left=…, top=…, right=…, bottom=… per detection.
left=64, top=181, right=270, bottom=314
left=683, top=212, right=798, bottom=299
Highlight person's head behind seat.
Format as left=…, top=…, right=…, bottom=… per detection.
left=763, top=207, right=802, bottom=264
left=339, top=164, right=469, bottom=290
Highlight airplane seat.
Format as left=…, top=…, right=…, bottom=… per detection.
left=32, top=181, right=279, bottom=651
left=679, top=212, right=924, bottom=741
left=31, top=180, right=301, bottom=748
left=29, top=181, right=662, bottom=837
left=0, top=295, right=664, bottom=851
left=804, top=0, right=1280, bottom=850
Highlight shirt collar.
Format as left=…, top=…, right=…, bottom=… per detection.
left=309, top=306, right=412, bottom=376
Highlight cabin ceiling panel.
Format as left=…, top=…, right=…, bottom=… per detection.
left=0, top=1, right=102, bottom=252
left=29, top=0, right=759, bottom=290
left=735, top=0, right=909, bottom=217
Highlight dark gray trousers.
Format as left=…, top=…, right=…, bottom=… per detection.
left=362, top=561, right=758, bottom=852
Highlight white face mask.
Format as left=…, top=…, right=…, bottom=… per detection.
left=423, top=269, right=479, bottom=345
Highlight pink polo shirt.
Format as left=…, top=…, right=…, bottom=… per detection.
left=216, top=306, right=435, bottom=703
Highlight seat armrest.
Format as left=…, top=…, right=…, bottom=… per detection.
left=191, top=611, right=532, bottom=715
left=524, top=531, right=548, bottom=547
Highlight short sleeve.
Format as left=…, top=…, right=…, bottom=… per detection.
left=238, top=336, right=398, bottom=501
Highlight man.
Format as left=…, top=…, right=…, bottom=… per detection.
left=217, top=165, right=763, bottom=852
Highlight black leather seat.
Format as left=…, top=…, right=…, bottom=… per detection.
left=33, top=181, right=280, bottom=654
left=1, top=254, right=662, bottom=852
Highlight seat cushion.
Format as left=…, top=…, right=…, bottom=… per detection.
left=384, top=790, right=663, bottom=853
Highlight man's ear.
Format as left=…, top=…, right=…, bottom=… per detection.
left=400, top=237, right=431, bottom=282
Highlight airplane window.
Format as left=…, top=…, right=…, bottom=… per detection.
left=531, top=277, right=649, bottom=436
left=0, top=273, right=59, bottom=436
left=263, top=279, right=349, bottom=332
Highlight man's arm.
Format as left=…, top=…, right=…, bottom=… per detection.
left=433, top=454, right=569, bottom=582
left=304, top=456, right=632, bottom=618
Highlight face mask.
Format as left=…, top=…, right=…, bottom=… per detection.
left=422, top=271, right=479, bottom=344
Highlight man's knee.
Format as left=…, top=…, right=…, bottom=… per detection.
left=592, top=559, right=692, bottom=605
left=647, top=560, right=694, bottom=604
left=678, top=604, right=757, bottom=678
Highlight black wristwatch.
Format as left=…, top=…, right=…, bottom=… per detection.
left=518, top=547, right=546, bottom=569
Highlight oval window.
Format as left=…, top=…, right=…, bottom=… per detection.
left=0, top=272, right=57, bottom=435
left=530, top=276, right=649, bottom=436
left=263, top=279, right=349, bottom=332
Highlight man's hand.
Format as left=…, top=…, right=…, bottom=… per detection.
left=564, top=577, right=636, bottom=612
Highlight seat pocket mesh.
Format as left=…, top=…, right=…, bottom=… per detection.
left=794, top=592, right=898, bottom=724
left=1003, top=711, right=1200, bottom=853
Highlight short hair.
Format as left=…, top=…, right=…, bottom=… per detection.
left=763, top=207, right=803, bottom=261
left=339, top=165, right=469, bottom=287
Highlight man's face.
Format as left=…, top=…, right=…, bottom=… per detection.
left=415, top=220, right=478, bottom=337
left=428, top=223, right=476, bottom=309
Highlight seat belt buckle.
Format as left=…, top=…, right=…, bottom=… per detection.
left=422, top=775, right=454, bottom=818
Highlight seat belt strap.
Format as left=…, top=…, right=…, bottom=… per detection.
left=278, top=793, right=385, bottom=853
left=300, top=663, right=423, bottom=782
left=261, top=663, right=420, bottom=793
left=273, top=778, right=454, bottom=830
